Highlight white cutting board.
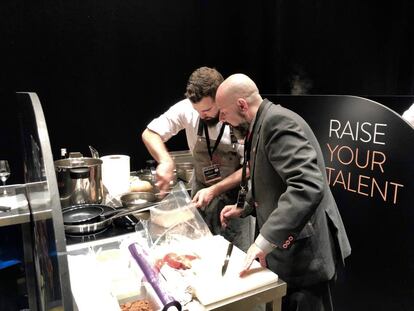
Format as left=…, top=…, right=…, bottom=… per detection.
left=67, top=253, right=121, bottom=311
left=189, top=235, right=279, bottom=306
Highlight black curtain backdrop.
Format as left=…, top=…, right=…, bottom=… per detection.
left=1, top=1, right=413, bottom=175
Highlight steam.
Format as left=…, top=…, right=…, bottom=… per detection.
left=289, top=69, right=313, bottom=95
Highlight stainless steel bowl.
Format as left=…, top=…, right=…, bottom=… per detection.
left=130, top=169, right=178, bottom=188
left=176, top=162, right=194, bottom=182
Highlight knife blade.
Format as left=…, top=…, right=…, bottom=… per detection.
left=221, top=242, right=234, bottom=276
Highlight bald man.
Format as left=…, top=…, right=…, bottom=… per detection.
left=217, top=74, right=351, bottom=311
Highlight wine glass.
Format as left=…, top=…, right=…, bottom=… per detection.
left=0, top=160, right=11, bottom=186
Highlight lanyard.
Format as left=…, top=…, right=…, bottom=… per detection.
left=203, top=121, right=226, bottom=162
left=236, top=131, right=250, bottom=208
left=239, top=115, right=259, bottom=192
left=240, top=132, right=251, bottom=190
left=229, top=126, right=238, bottom=145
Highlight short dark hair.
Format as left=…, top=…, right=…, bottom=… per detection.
left=184, top=67, right=224, bottom=103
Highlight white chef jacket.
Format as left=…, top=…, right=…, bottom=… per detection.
left=147, top=99, right=244, bottom=160
left=402, top=103, right=414, bottom=127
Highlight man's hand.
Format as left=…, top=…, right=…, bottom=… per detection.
left=192, top=186, right=217, bottom=209
left=239, top=243, right=267, bottom=277
left=220, top=205, right=242, bottom=228
left=155, top=161, right=175, bottom=193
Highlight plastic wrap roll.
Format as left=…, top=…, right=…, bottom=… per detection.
left=128, top=243, right=182, bottom=311
left=101, top=155, right=130, bottom=197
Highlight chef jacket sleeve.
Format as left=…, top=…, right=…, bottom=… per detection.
left=147, top=99, right=192, bottom=142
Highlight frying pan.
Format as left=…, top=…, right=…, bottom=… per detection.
left=62, top=204, right=104, bottom=225
left=120, top=192, right=157, bottom=209
left=63, top=202, right=160, bottom=235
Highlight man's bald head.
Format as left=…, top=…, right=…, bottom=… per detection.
left=216, top=74, right=262, bottom=126
left=216, top=74, right=260, bottom=107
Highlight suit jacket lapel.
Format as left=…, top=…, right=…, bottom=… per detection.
left=250, top=99, right=273, bottom=193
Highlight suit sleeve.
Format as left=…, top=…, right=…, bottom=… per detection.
left=260, top=114, right=324, bottom=248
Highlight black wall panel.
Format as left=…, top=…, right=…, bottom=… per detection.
left=0, top=1, right=413, bottom=172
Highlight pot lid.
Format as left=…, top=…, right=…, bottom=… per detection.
left=55, top=157, right=102, bottom=168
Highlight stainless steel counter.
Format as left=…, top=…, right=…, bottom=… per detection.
left=0, top=185, right=30, bottom=227
left=0, top=183, right=53, bottom=227
left=67, top=233, right=287, bottom=311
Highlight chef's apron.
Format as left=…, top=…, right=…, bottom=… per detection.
left=191, top=119, right=252, bottom=251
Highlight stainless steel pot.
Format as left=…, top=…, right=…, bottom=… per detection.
left=55, top=153, right=103, bottom=208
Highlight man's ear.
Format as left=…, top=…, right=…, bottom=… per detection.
left=236, top=98, right=248, bottom=112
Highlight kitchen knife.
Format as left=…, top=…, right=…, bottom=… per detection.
left=0, top=205, right=11, bottom=212
left=221, top=242, right=234, bottom=276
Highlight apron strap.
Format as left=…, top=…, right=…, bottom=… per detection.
left=197, top=118, right=204, bottom=136
left=203, top=121, right=226, bottom=162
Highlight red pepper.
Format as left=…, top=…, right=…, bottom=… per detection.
left=163, top=253, right=183, bottom=269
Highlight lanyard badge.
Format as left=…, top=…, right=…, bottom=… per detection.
left=236, top=186, right=247, bottom=208
left=200, top=121, right=226, bottom=184
left=202, top=163, right=222, bottom=183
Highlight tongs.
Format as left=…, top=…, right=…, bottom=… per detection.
left=100, top=202, right=160, bottom=220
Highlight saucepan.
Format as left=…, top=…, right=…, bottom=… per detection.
left=62, top=203, right=159, bottom=234
left=55, top=153, right=103, bottom=208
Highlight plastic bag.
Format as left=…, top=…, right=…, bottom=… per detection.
left=134, top=182, right=212, bottom=250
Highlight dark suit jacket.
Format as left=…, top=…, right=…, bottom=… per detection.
left=248, top=99, right=351, bottom=288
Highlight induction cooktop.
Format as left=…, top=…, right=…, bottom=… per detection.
left=65, top=214, right=139, bottom=246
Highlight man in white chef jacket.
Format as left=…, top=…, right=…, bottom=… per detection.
left=142, top=67, right=252, bottom=251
